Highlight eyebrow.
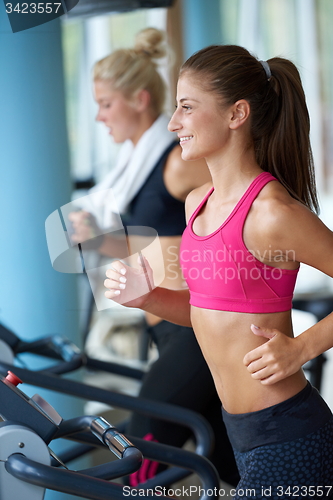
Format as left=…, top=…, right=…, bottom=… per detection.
left=178, top=97, right=200, bottom=103
left=96, top=97, right=111, bottom=104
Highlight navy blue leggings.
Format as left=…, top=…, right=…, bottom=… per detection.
left=222, top=383, right=333, bottom=499
left=234, top=419, right=333, bottom=499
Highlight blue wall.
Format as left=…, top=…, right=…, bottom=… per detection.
left=0, top=5, right=83, bottom=499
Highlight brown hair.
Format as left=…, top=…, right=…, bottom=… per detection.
left=93, top=28, right=166, bottom=115
left=180, top=45, right=319, bottom=213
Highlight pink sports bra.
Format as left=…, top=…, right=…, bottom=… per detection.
left=180, top=172, right=299, bottom=313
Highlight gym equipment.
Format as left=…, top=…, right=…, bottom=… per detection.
left=0, top=323, right=218, bottom=491
left=0, top=370, right=219, bottom=499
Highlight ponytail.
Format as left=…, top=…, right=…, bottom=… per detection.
left=257, top=57, right=319, bottom=213
left=180, top=46, right=319, bottom=213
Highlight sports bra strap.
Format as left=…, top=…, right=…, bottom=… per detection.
left=229, top=172, right=277, bottom=222
left=187, top=186, right=214, bottom=226
left=188, top=172, right=276, bottom=231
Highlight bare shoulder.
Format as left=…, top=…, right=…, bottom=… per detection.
left=253, top=180, right=318, bottom=236
left=185, top=182, right=213, bottom=222
left=164, top=145, right=211, bottom=201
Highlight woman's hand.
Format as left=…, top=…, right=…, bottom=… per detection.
left=243, top=325, right=307, bottom=384
left=104, top=254, right=155, bottom=308
left=68, top=211, right=104, bottom=249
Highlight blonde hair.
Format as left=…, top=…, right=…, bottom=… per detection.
left=93, top=28, right=167, bottom=114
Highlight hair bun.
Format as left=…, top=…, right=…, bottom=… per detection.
left=134, top=27, right=166, bottom=59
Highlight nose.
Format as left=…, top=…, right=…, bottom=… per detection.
left=168, top=108, right=181, bottom=132
left=95, top=107, right=104, bottom=122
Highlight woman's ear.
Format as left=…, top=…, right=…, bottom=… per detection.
left=132, top=89, right=151, bottom=112
left=229, top=99, right=250, bottom=130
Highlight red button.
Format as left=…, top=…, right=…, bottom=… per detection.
left=6, top=371, right=23, bottom=386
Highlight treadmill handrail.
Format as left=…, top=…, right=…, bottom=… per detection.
left=0, top=361, right=213, bottom=458
left=5, top=454, right=168, bottom=500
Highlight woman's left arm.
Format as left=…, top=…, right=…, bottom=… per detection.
left=244, top=204, right=333, bottom=385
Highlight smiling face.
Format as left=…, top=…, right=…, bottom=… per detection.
left=168, top=73, right=233, bottom=162
left=94, top=80, right=143, bottom=145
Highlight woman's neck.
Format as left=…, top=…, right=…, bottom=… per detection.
left=131, top=111, right=159, bottom=146
left=205, top=139, right=262, bottom=201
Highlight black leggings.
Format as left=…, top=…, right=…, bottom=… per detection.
left=127, top=320, right=239, bottom=486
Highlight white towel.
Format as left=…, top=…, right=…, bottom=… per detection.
left=79, top=114, right=177, bottom=229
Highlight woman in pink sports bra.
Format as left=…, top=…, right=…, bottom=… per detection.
left=104, top=45, right=333, bottom=498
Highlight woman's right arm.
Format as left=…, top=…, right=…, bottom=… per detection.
left=68, top=211, right=129, bottom=258
left=104, top=257, right=192, bottom=327
left=143, top=287, right=192, bottom=326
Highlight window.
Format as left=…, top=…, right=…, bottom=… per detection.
left=220, top=0, right=333, bottom=194
left=61, top=8, right=168, bottom=185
